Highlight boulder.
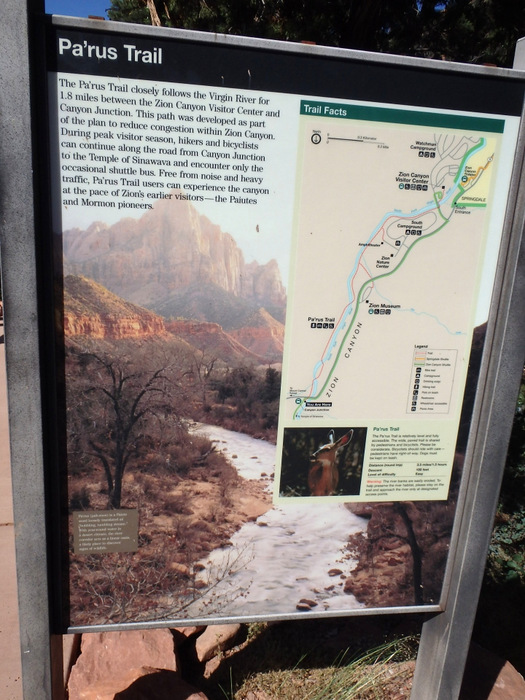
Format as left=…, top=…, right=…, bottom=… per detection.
left=69, top=666, right=207, bottom=700
left=173, top=625, right=206, bottom=639
left=68, top=630, right=178, bottom=700
left=195, top=624, right=241, bottom=663
left=460, top=644, right=525, bottom=700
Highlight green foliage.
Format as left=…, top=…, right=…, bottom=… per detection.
left=107, top=0, right=419, bottom=48
left=396, top=0, right=525, bottom=66
left=487, top=510, right=525, bottom=584
left=486, top=372, right=525, bottom=585
left=107, top=0, right=525, bottom=66
left=108, top=0, right=283, bottom=37
left=107, top=0, right=149, bottom=24
left=501, top=371, right=525, bottom=510
left=261, top=366, right=281, bottom=403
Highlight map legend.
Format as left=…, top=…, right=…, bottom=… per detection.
left=407, top=348, right=457, bottom=413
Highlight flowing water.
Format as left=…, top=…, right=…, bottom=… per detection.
left=185, top=422, right=368, bottom=619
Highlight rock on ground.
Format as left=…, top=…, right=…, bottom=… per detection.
left=76, top=666, right=207, bottom=700
left=67, top=629, right=178, bottom=700
left=460, top=643, right=525, bottom=700
left=195, top=623, right=241, bottom=663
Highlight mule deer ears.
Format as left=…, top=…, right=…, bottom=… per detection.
left=339, top=429, right=354, bottom=446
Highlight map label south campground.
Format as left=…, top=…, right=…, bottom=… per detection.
left=275, top=100, right=504, bottom=502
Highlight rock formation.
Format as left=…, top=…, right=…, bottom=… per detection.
left=63, top=193, right=286, bottom=322
left=64, top=623, right=525, bottom=700
left=63, top=275, right=280, bottom=364
left=344, top=499, right=454, bottom=608
left=165, top=319, right=267, bottom=364
left=63, top=275, right=167, bottom=340
left=229, top=308, right=284, bottom=361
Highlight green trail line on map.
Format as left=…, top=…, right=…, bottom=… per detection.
left=453, top=140, right=487, bottom=185
left=292, top=221, right=449, bottom=419
left=453, top=153, right=494, bottom=208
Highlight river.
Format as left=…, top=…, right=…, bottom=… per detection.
left=183, top=422, right=368, bottom=619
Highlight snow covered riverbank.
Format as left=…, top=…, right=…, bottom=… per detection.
left=185, top=423, right=368, bottom=618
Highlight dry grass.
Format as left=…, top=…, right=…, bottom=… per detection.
left=206, top=621, right=419, bottom=700
left=230, top=640, right=416, bottom=700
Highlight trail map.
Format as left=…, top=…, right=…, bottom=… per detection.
left=276, top=101, right=506, bottom=502
left=283, top=104, right=500, bottom=421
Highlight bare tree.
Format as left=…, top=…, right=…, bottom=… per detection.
left=189, top=348, right=217, bottom=408
left=67, top=351, right=182, bottom=509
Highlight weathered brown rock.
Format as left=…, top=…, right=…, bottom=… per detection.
left=344, top=499, right=456, bottom=608
left=229, top=308, right=285, bottom=360
left=344, top=540, right=414, bottom=606
left=460, top=644, right=525, bottom=700
left=345, top=502, right=375, bottom=518
left=173, top=625, right=206, bottom=639
left=63, top=275, right=167, bottom=340
left=169, top=561, right=191, bottom=577
left=63, top=634, right=82, bottom=688
left=70, top=666, right=207, bottom=700
left=203, top=655, right=222, bottom=679
left=195, top=624, right=241, bottom=663
left=166, top=319, right=266, bottom=363
left=244, top=258, right=286, bottom=310
left=67, top=630, right=178, bottom=700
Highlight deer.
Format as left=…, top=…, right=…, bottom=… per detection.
left=308, top=429, right=354, bottom=496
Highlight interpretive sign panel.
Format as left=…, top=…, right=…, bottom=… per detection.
left=278, top=105, right=514, bottom=503
left=41, top=17, right=525, bottom=630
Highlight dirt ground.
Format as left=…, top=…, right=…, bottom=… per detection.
left=68, top=455, right=272, bottom=626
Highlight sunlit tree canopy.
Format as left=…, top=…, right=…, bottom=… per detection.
left=107, top=0, right=525, bottom=67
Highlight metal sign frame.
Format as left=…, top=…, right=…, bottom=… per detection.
left=1, top=1, right=524, bottom=697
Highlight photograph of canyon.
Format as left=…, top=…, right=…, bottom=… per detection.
left=61, top=192, right=467, bottom=627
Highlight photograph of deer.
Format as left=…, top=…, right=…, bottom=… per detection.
left=308, top=429, right=354, bottom=496
left=279, top=427, right=366, bottom=497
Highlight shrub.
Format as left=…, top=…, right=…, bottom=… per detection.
left=69, top=487, right=91, bottom=512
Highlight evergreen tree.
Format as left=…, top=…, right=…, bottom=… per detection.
left=107, top=0, right=525, bottom=66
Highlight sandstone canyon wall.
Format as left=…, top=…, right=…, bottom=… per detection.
left=63, top=193, right=286, bottom=325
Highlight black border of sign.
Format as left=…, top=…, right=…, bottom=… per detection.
left=1, top=5, right=523, bottom=696
left=36, top=15, right=525, bottom=637
left=47, top=22, right=525, bottom=116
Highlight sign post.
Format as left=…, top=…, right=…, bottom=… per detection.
left=0, top=1, right=57, bottom=697
left=411, top=39, right=525, bottom=700
left=412, top=107, right=525, bottom=699
left=1, top=2, right=524, bottom=697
